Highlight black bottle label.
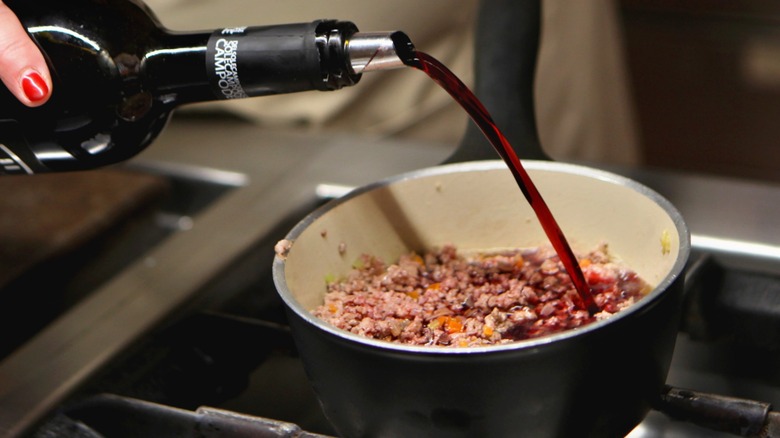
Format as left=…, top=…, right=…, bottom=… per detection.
left=206, top=27, right=249, bottom=100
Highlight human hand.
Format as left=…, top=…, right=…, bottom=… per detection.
left=0, top=1, right=51, bottom=106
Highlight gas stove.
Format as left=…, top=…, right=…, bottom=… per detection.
left=1, top=114, right=779, bottom=437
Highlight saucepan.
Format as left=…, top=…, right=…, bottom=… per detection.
left=272, top=159, right=689, bottom=437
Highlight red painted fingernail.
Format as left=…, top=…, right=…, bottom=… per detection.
left=21, top=71, right=49, bottom=103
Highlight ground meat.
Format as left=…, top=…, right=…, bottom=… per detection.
left=274, top=239, right=292, bottom=259
left=313, top=244, right=651, bottom=347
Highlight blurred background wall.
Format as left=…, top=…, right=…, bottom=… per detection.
left=620, top=0, right=780, bottom=184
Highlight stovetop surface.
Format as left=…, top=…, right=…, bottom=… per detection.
left=3, top=113, right=780, bottom=437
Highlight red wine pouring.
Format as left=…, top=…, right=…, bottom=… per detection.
left=390, top=33, right=600, bottom=314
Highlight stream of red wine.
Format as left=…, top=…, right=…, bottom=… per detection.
left=391, top=37, right=599, bottom=314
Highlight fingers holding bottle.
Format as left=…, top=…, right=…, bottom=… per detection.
left=0, top=0, right=51, bottom=106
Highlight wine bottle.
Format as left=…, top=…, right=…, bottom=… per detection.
left=0, top=0, right=406, bottom=175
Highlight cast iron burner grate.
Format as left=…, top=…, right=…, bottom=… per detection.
left=40, top=394, right=333, bottom=438
left=32, top=311, right=336, bottom=437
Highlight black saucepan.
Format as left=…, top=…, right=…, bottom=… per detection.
left=273, top=159, right=689, bottom=437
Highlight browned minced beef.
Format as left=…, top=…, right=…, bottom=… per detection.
left=313, top=244, right=650, bottom=347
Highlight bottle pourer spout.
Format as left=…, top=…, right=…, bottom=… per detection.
left=346, top=31, right=413, bottom=74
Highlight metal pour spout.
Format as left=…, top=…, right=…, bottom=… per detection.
left=346, top=31, right=409, bottom=74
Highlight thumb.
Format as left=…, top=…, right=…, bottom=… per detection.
left=0, top=1, right=52, bottom=107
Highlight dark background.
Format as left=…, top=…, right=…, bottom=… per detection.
left=620, top=0, right=780, bottom=183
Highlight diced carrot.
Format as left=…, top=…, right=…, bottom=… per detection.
left=579, top=258, right=592, bottom=268
left=437, top=316, right=463, bottom=333
left=483, top=325, right=494, bottom=337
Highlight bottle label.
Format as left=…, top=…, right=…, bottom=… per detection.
left=206, top=28, right=249, bottom=100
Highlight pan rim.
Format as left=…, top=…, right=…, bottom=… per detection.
left=272, top=160, right=691, bottom=356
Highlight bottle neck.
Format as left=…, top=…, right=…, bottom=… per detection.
left=145, top=21, right=363, bottom=105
